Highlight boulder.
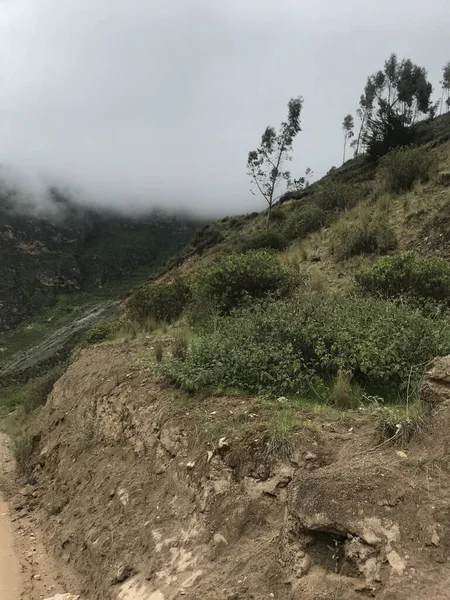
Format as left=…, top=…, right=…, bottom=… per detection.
left=419, top=356, right=450, bottom=407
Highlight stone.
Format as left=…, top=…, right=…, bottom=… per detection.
left=44, top=595, right=80, bottom=600
left=420, top=356, right=450, bottom=407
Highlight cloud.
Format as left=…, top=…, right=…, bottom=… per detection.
left=0, top=0, right=448, bottom=217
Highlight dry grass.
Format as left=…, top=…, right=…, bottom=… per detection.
left=154, top=340, right=164, bottom=362
left=172, top=327, right=190, bottom=359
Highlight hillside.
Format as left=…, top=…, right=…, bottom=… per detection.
left=0, top=191, right=203, bottom=333
left=2, top=113, right=450, bottom=600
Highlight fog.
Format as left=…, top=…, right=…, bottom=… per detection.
left=0, top=0, right=448, bottom=217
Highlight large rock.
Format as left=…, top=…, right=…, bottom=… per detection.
left=419, top=356, right=450, bottom=407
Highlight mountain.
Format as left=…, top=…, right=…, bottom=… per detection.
left=0, top=190, right=203, bottom=332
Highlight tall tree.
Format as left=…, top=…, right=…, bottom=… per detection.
left=352, top=78, right=377, bottom=156
left=247, top=97, right=303, bottom=228
left=342, top=114, right=354, bottom=164
left=359, top=53, right=434, bottom=158
left=440, top=62, right=450, bottom=114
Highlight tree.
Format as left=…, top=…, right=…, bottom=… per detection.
left=247, top=97, right=303, bottom=228
left=342, top=114, right=354, bottom=164
left=288, top=167, right=314, bottom=192
left=355, top=54, right=434, bottom=158
left=351, top=78, right=377, bottom=156
left=440, top=62, right=450, bottom=114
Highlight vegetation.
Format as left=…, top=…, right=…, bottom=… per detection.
left=191, top=250, right=296, bottom=315
left=127, top=278, right=190, bottom=322
left=350, top=53, right=436, bottom=158
left=376, top=146, right=435, bottom=194
left=165, top=294, right=450, bottom=400
left=0, top=364, right=64, bottom=417
left=286, top=206, right=329, bottom=240
left=314, top=182, right=359, bottom=212
left=85, top=321, right=117, bottom=344
left=356, top=253, right=450, bottom=306
left=247, top=96, right=303, bottom=227
left=331, top=218, right=397, bottom=261
left=342, top=114, right=354, bottom=164
left=241, top=231, right=288, bottom=252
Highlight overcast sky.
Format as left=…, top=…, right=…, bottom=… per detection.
left=0, top=0, right=448, bottom=217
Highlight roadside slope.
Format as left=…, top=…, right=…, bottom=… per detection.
left=20, top=342, right=450, bottom=600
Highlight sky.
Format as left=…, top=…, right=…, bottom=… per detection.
left=0, top=0, right=448, bottom=217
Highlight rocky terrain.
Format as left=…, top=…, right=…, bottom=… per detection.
left=4, top=344, right=450, bottom=600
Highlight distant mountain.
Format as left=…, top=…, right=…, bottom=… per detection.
left=0, top=190, right=203, bottom=331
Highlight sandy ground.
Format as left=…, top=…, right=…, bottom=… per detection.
left=0, top=433, right=22, bottom=599
left=0, top=432, right=76, bottom=600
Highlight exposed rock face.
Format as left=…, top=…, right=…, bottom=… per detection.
left=419, top=355, right=450, bottom=407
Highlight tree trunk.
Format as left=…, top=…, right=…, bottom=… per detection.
left=266, top=202, right=272, bottom=230
left=343, top=137, right=347, bottom=165
left=355, top=112, right=366, bottom=156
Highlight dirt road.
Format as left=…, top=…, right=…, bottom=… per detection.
left=0, top=432, right=77, bottom=600
left=0, top=433, right=21, bottom=599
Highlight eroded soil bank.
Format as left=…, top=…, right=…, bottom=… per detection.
left=11, top=343, right=450, bottom=599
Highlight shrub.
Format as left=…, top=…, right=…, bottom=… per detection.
left=85, top=321, right=116, bottom=344
left=191, top=250, right=296, bottom=315
left=241, top=231, right=288, bottom=252
left=286, top=206, right=329, bottom=240
left=356, top=253, right=450, bottom=305
left=332, top=219, right=397, bottom=261
left=165, top=294, right=450, bottom=399
left=12, top=434, right=34, bottom=472
left=376, top=146, right=435, bottom=194
left=191, top=226, right=224, bottom=255
left=128, top=278, right=190, bottom=322
left=314, top=183, right=358, bottom=212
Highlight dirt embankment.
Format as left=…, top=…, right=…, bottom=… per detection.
left=14, top=343, right=450, bottom=600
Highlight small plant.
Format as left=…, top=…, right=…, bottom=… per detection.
left=376, top=146, right=435, bottom=194
left=241, top=231, right=288, bottom=252
left=331, top=218, right=396, bottom=261
left=366, top=398, right=425, bottom=446
left=85, top=321, right=116, bottom=344
left=11, top=434, right=34, bottom=472
left=154, top=340, right=164, bottom=362
left=128, top=277, right=190, bottom=322
left=330, top=370, right=359, bottom=409
left=172, top=328, right=190, bottom=359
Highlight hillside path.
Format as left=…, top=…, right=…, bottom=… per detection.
left=0, top=433, right=22, bottom=599
left=0, top=432, right=78, bottom=600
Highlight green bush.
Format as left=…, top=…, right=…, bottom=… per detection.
left=191, top=250, right=296, bottom=315
left=314, top=183, right=359, bottom=212
left=286, top=206, right=329, bottom=240
left=241, top=231, right=288, bottom=252
left=376, top=146, right=435, bottom=194
left=85, top=321, right=116, bottom=344
left=356, top=253, right=450, bottom=305
left=191, top=226, right=224, bottom=255
left=165, top=295, right=449, bottom=399
left=332, top=219, right=397, bottom=260
left=128, top=278, right=190, bottom=322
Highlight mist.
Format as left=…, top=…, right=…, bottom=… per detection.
left=0, top=0, right=449, bottom=218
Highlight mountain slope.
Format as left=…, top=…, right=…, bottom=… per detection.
left=0, top=193, right=203, bottom=332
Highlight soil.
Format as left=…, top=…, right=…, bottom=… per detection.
left=0, top=432, right=78, bottom=600
left=7, top=342, right=450, bottom=599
